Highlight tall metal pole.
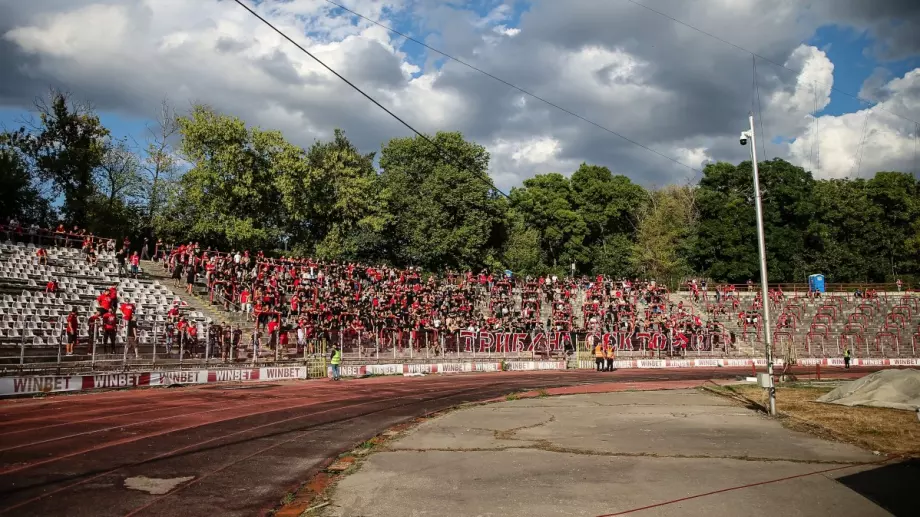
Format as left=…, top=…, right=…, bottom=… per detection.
left=748, top=112, right=776, bottom=416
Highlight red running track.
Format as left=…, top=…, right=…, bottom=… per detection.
left=0, top=366, right=884, bottom=517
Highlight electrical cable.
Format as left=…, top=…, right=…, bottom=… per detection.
left=752, top=56, right=769, bottom=161
left=626, top=0, right=920, bottom=126
left=322, top=0, right=701, bottom=175
left=914, top=124, right=920, bottom=177
left=230, top=0, right=511, bottom=198
left=852, top=109, right=871, bottom=177
left=810, top=81, right=818, bottom=171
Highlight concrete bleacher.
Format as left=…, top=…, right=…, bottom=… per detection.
left=698, top=290, right=920, bottom=361
left=0, top=240, right=211, bottom=366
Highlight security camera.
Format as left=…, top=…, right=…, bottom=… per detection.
left=739, top=132, right=748, bottom=146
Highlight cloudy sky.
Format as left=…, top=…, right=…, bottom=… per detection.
left=1, top=0, right=918, bottom=190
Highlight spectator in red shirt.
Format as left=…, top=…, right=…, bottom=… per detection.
left=102, top=311, right=118, bottom=354
left=46, top=279, right=58, bottom=293
left=240, top=288, right=251, bottom=315
left=121, top=302, right=135, bottom=322
left=187, top=322, right=198, bottom=355
left=167, top=304, right=180, bottom=322
left=97, top=290, right=112, bottom=314
left=279, top=327, right=289, bottom=350
left=54, top=224, right=66, bottom=246
left=108, top=286, right=118, bottom=307
left=66, top=308, right=79, bottom=356
left=267, top=318, right=279, bottom=349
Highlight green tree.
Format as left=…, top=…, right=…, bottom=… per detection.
left=811, top=179, right=880, bottom=282
left=569, top=163, right=646, bottom=277
left=0, top=132, right=52, bottom=224
left=140, top=100, right=182, bottom=231
left=631, top=185, right=696, bottom=284
left=502, top=212, right=543, bottom=276
left=159, top=105, right=292, bottom=249
left=691, top=159, right=818, bottom=283
left=509, top=173, right=589, bottom=273
left=570, top=163, right=645, bottom=241
left=866, top=172, right=919, bottom=281
left=9, top=91, right=109, bottom=227
left=276, top=129, right=383, bottom=260
left=378, top=131, right=505, bottom=270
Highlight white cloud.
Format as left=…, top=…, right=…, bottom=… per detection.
left=763, top=45, right=834, bottom=140
left=489, top=135, right=581, bottom=190
left=492, top=25, right=520, bottom=37
left=0, top=0, right=917, bottom=189
left=788, top=69, right=920, bottom=178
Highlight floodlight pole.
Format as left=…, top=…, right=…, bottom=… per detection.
left=747, top=111, right=776, bottom=416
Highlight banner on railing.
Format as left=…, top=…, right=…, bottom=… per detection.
left=333, top=329, right=738, bottom=355
left=3, top=358, right=920, bottom=397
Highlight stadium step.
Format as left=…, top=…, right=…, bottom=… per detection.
left=140, top=260, right=247, bottom=331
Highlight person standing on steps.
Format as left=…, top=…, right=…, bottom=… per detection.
left=330, top=344, right=342, bottom=381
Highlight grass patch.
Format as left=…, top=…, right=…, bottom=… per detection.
left=505, top=393, right=520, bottom=401
left=536, top=388, right=550, bottom=398
left=712, top=384, right=920, bottom=456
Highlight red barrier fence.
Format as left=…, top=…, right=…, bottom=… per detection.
left=805, top=332, right=834, bottom=355
left=874, top=332, right=899, bottom=355
left=817, top=305, right=838, bottom=320
left=839, top=332, right=866, bottom=356
left=813, top=313, right=832, bottom=326
left=848, top=313, right=868, bottom=327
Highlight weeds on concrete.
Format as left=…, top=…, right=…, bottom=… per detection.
left=709, top=384, right=920, bottom=457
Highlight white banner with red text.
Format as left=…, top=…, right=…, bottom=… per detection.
left=2, top=357, right=918, bottom=397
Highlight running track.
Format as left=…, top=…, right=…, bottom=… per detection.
left=0, top=367, right=882, bottom=517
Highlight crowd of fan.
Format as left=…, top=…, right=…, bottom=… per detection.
left=1, top=218, right=742, bottom=359
left=158, top=242, right=742, bottom=356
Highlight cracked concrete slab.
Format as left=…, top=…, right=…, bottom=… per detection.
left=387, top=407, right=552, bottom=450
left=322, top=389, right=892, bottom=517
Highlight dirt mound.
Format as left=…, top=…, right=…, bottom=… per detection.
left=817, top=369, right=920, bottom=411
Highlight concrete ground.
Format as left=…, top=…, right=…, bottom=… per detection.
left=324, top=389, right=893, bottom=517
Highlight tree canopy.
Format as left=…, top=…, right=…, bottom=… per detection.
left=3, top=89, right=919, bottom=285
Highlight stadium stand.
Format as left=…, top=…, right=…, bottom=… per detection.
left=3, top=220, right=918, bottom=371
left=0, top=228, right=211, bottom=366
left=702, top=285, right=920, bottom=361
left=161, top=244, right=769, bottom=361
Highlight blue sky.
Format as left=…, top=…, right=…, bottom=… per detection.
left=808, top=25, right=920, bottom=116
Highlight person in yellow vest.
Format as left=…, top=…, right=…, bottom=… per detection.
left=594, top=343, right=605, bottom=371
left=330, top=345, right=342, bottom=380
left=605, top=344, right=615, bottom=372
left=843, top=348, right=850, bottom=369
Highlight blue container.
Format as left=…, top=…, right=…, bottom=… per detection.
left=808, top=274, right=825, bottom=293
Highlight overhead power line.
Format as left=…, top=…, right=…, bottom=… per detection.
left=322, top=0, right=702, bottom=175
left=625, top=0, right=920, bottom=126
left=810, top=81, right=819, bottom=170
left=852, top=111, right=872, bottom=177
left=230, top=0, right=511, bottom=198
left=752, top=56, right=769, bottom=161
